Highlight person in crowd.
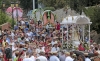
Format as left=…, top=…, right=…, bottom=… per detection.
left=84, top=53, right=91, bottom=61
left=14, top=51, right=19, bottom=61
left=49, top=51, right=60, bottom=61
left=55, top=22, right=60, bottom=31
left=4, top=43, right=12, bottom=61
left=78, top=42, right=85, bottom=51
left=36, top=51, right=47, bottom=61
left=72, top=54, right=77, bottom=61
left=23, top=51, right=33, bottom=61
left=77, top=55, right=84, bottom=61
left=30, top=52, right=37, bottom=61
left=0, top=44, right=3, bottom=61
left=65, top=52, right=73, bottom=61
left=59, top=51, right=66, bottom=61
left=51, top=42, right=60, bottom=52
left=17, top=50, right=24, bottom=61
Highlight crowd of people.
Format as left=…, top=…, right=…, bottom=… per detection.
left=0, top=19, right=100, bottom=61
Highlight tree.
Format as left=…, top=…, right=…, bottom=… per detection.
left=67, top=0, right=100, bottom=14
left=38, top=0, right=66, bottom=9
left=0, top=10, right=15, bottom=28
left=18, top=0, right=33, bottom=11
left=84, top=6, right=100, bottom=33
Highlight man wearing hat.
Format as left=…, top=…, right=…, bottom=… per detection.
left=84, top=53, right=91, bottom=61
left=65, top=52, right=73, bottom=61
left=59, top=51, right=66, bottom=61
left=49, top=51, right=60, bottom=61
left=23, top=51, right=33, bottom=61
left=51, top=41, right=60, bottom=52
left=36, top=44, right=45, bottom=54
left=36, top=51, right=47, bottom=61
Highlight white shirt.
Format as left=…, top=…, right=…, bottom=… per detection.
left=85, top=58, right=91, bottom=61
left=65, top=56, right=73, bottom=61
left=36, top=47, right=45, bottom=53
left=21, top=21, right=25, bottom=25
left=37, top=56, right=47, bottom=61
left=51, top=41, right=56, bottom=46
left=51, top=47, right=60, bottom=52
left=30, top=56, right=35, bottom=61
left=23, top=58, right=33, bottom=61
left=49, top=55, right=60, bottom=61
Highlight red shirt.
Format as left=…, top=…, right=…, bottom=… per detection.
left=17, top=58, right=23, bottom=61
left=56, top=23, right=60, bottom=30
left=78, top=44, right=85, bottom=51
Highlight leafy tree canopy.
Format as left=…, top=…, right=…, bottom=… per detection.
left=18, top=0, right=33, bottom=10
left=38, top=0, right=66, bottom=9
left=84, top=6, right=100, bottom=33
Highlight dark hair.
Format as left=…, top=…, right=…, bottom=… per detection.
left=95, top=47, right=98, bottom=50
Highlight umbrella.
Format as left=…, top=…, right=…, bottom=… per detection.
left=88, top=53, right=94, bottom=57
left=73, top=51, right=84, bottom=56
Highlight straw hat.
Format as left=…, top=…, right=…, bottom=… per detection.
left=33, top=45, right=36, bottom=48
left=84, top=53, right=88, bottom=56
left=90, top=45, right=94, bottom=47
left=72, top=54, right=76, bottom=57
left=51, top=51, right=57, bottom=54
left=9, top=43, right=13, bottom=46
left=53, top=36, right=58, bottom=39
left=15, top=51, right=19, bottom=54
left=65, top=52, right=70, bottom=55
left=54, top=41, right=58, bottom=45
left=93, top=42, right=96, bottom=44
left=47, top=43, right=52, bottom=46
left=39, top=44, right=42, bottom=47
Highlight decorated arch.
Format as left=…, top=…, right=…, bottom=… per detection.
left=42, top=10, right=55, bottom=26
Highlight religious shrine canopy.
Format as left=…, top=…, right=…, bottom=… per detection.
left=42, top=10, right=55, bottom=26
left=61, top=15, right=92, bottom=25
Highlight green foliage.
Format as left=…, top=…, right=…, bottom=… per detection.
left=39, top=0, right=66, bottom=9
left=44, top=7, right=55, bottom=11
left=67, top=0, right=100, bottom=14
left=84, top=6, right=100, bottom=33
left=0, top=10, right=16, bottom=28
left=19, top=0, right=33, bottom=10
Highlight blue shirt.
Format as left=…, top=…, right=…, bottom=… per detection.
left=49, top=55, right=60, bottom=61
left=24, top=28, right=29, bottom=33
left=6, top=37, right=10, bottom=44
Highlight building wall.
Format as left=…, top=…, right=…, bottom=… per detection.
left=1, top=23, right=11, bottom=31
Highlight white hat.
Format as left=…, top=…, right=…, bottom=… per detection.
left=54, top=41, right=57, bottom=45
left=65, top=52, right=70, bottom=55
left=9, top=43, right=13, bottom=46
left=51, top=51, right=57, bottom=54
left=91, top=45, right=94, bottom=47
